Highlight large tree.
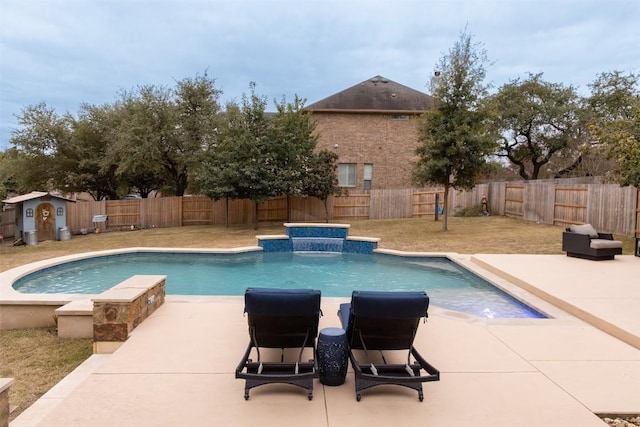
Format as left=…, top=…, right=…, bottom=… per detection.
left=198, top=84, right=275, bottom=228
left=109, top=86, right=174, bottom=197
left=587, top=71, right=640, bottom=187
left=487, top=73, right=586, bottom=180
left=9, top=102, right=73, bottom=192
left=301, top=149, right=342, bottom=221
left=269, top=95, right=319, bottom=197
left=65, top=103, right=121, bottom=200
left=413, top=31, right=495, bottom=231
left=173, top=72, right=222, bottom=194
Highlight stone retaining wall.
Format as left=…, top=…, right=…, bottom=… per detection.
left=93, top=275, right=165, bottom=353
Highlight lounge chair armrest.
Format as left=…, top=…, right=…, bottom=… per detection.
left=597, top=232, right=614, bottom=240
left=562, top=231, right=591, bottom=252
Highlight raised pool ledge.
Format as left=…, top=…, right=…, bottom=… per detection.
left=257, top=223, right=379, bottom=254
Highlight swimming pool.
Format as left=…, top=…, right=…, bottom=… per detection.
left=13, top=251, right=544, bottom=319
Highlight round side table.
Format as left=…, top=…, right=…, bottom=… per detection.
left=317, top=327, right=348, bottom=386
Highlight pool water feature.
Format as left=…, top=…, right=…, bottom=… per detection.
left=13, top=251, right=545, bottom=319
left=291, top=237, right=344, bottom=252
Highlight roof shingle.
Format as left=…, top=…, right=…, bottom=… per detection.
left=306, top=75, right=435, bottom=112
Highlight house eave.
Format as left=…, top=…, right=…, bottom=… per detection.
left=305, top=108, right=425, bottom=115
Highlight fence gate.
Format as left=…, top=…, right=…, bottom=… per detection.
left=182, top=197, right=213, bottom=225
left=106, top=200, right=140, bottom=230
left=332, top=194, right=370, bottom=221
left=412, top=191, right=443, bottom=218
left=504, top=185, right=524, bottom=218
left=553, top=186, right=588, bottom=226
left=257, top=196, right=288, bottom=222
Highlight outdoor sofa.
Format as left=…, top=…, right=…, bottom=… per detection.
left=562, top=223, right=623, bottom=261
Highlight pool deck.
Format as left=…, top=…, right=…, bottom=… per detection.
left=9, top=254, right=640, bottom=426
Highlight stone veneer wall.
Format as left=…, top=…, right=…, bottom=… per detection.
left=93, top=275, right=165, bottom=348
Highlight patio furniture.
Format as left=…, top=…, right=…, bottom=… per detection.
left=235, top=287, right=321, bottom=400
left=339, top=290, right=440, bottom=401
left=317, top=327, right=348, bottom=386
left=562, top=224, right=623, bottom=261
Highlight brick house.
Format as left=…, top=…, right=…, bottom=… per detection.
left=306, top=76, right=435, bottom=191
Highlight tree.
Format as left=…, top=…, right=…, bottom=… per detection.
left=173, top=72, right=222, bottom=195
left=0, top=149, right=22, bottom=199
left=413, top=30, right=495, bottom=231
left=487, top=73, right=586, bottom=180
left=301, top=149, right=342, bottom=221
left=269, top=95, right=323, bottom=220
left=66, top=103, right=121, bottom=200
left=109, top=86, right=173, bottom=197
left=9, top=102, right=73, bottom=192
left=587, top=71, right=640, bottom=187
left=198, top=84, right=275, bottom=228
left=269, top=95, right=319, bottom=195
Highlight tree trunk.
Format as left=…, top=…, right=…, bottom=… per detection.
left=253, top=201, right=258, bottom=230
left=442, top=184, right=450, bottom=232
left=323, top=198, right=330, bottom=223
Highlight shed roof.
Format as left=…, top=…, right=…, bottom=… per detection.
left=305, top=75, right=435, bottom=113
left=2, top=191, right=76, bottom=204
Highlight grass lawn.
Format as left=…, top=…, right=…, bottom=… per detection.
left=0, top=216, right=636, bottom=421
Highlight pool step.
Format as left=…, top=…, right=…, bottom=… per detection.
left=55, top=299, right=94, bottom=339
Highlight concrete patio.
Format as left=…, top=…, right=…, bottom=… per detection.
left=10, top=254, right=640, bottom=426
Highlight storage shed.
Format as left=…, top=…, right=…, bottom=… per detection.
left=2, top=191, right=75, bottom=244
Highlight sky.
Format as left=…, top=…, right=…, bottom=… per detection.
left=1, top=0, right=638, bottom=150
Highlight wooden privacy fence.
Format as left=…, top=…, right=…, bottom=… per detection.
left=2, top=179, right=638, bottom=238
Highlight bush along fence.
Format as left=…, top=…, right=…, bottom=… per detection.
left=1, top=178, right=638, bottom=238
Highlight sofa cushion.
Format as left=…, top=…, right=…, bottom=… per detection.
left=570, top=223, right=598, bottom=238
left=590, top=239, right=623, bottom=249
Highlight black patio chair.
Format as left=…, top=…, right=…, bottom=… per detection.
left=235, top=287, right=321, bottom=400
left=339, top=290, right=440, bottom=401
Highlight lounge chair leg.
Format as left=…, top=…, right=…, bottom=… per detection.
left=356, top=393, right=362, bottom=402
left=244, top=389, right=250, bottom=400
left=307, top=391, right=313, bottom=401
left=418, top=391, right=423, bottom=402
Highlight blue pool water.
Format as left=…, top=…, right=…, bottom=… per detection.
left=13, top=251, right=545, bottom=319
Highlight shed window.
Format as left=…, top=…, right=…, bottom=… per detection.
left=57, top=207, right=64, bottom=216
left=26, top=208, right=34, bottom=217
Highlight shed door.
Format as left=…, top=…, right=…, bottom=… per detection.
left=36, top=203, right=56, bottom=241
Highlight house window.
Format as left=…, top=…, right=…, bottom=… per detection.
left=26, top=208, right=34, bottom=217
left=364, top=164, right=373, bottom=191
left=338, top=163, right=356, bottom=187
left=56, top=207, right=64, bottom=216
left=391, top=114, right=409, bottom=120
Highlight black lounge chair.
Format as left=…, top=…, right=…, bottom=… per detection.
left=339, top=290, right=440, bottom=401
left=562, top=223, right=623, bottom=261
left=235, top=287, right=321, bottom=400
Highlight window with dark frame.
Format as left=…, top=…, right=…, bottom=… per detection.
left=364, top=164, right=373, bottom=191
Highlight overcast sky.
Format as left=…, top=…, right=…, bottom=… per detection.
left=1, top=0, right=638, bottom=150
